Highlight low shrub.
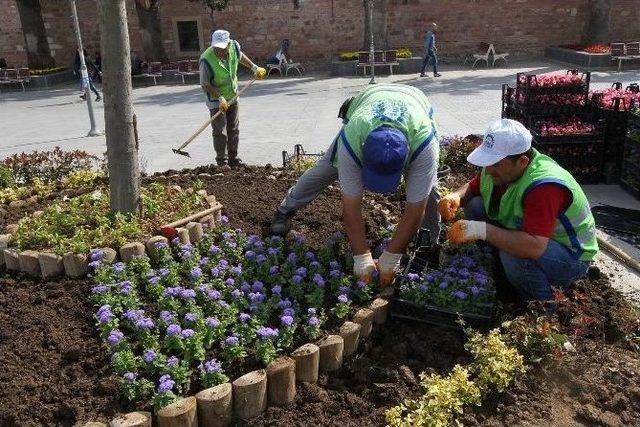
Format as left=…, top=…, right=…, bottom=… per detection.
left=396, top=47, right=412, bottom=59
left=0, top=165, right=14, bottom=189
left=339, top=51, right=359, bottom=61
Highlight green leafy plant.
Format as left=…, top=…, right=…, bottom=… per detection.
left=339, top=51, right=359, bottom=61
left=0, top=165, right=14, bottom=189
left=396, top=47, right=412, bottom=59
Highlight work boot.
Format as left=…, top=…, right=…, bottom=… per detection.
left=270, top=209, right=292, bottom=236
left=228, top=158, right=245, bottom=168
left=216, top=159, right=228, bottom=167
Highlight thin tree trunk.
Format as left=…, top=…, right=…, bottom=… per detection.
left=99, top=0, right=140, bottom=214
left=134, top=0, right=167, bottom=62
left=582, top=0, right=612, bottom=44
left=15, top=0, right=55, bottom=67
left=362, top=0, right=388, bottom=51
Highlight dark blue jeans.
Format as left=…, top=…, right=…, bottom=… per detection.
left=465, top=196, right=590, bottom=301
left=421, top=51, right=438, bottom=75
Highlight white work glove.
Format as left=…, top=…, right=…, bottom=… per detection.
left=353, top=252, right=376, bottom=283
left=218, top=96, right=229, bottom=112
left=447, top=220, right=487, bottom=244
left=438, top=193, right=461, bottom=222
left=378, top=250, right=403, bottom=287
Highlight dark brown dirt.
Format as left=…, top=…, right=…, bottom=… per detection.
left=0, top=165, right=638, bottom=427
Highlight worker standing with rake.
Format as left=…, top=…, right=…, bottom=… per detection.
left=200, top=29, right=266, bottom=167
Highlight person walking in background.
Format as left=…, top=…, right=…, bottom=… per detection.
left=199, top=29, right=266, bottom=167
left=74, top=48, right=101, bottom=102
left=420, top=22, right=441, bottom=78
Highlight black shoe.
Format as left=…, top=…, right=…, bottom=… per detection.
left=228, top=158, right=245, bottom=168
left=419, top=73, right=426, bottom=77
left=434, top=73, right=442, bottom=77
left=216, top=159, right=228, bottom=167
left=95, top=95, right=102, bottom=102
left=80, top=94, right=86, bottom=100
left=270, top=209, right=292, bottom=236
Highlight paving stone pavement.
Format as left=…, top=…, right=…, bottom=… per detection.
left=1, top=60, right=639, bottom=296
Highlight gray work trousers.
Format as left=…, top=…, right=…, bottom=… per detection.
left=210, top=101, right=240, bottom=163
left=277, top=140, right=442, bottom=243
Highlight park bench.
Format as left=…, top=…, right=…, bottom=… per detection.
left=611, top=42, right=640, bottom=72
left=356, top=50, right=399, bottom=75
left=0, top=67, right=30, bottom=91
left=177, top=60, right=199, bottom=84
left=133, top=61, right=162, bottom=85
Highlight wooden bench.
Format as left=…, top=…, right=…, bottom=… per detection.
left=133, top=61, right=163, bottom=85
left=356, top=50, right=399, bottom=75
left=177, top=60, right=200, bottom=84
left=0, top=67, right=30, bottom=91
left=611, top=42, right=640, bottom=72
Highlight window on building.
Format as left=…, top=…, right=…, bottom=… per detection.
left=176, top=20, right=200, bottom=52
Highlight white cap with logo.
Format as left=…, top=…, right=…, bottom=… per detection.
left=211, top=30, right=230, bottom=48
left=467, top=119, right=532, bottom=167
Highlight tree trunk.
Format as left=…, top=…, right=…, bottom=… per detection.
left=582, top=0, right=612, bottom=44
left=134, top=0, right=167, bottom=62
left=99, top=0, right=141, bottom=214
left=15, top=0, right=55, bottom=67
left=362, top=0, right=388, bottom=51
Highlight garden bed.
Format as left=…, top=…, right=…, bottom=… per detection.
left=0, top=164, right=639, bottom=426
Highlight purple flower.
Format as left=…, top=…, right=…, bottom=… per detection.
left=249, top=292, right=265, bottom=303
left=439, top=281, right=449, bottom=289
left=225, top=335, right=239, bottom=346
left=166, top=324, right=182, bottom=336
left=181, top=329, right=195, bottom=339
left=167, top=356, right=179, bottom=367
left=338, top=285, right=350, bottom=295
left=158, top=375, right=175, bottom=393
left=407, top=273, right=420, bottom=282
left=90, top=249, right=104, bottom=262
left=305, top=251, right=316, bottom=260
left=107, top=330, right=124, bottom=346
left=252, top=281, right=264, bottom=292
left=190, top=267, right=202, bottom=279
left=155, top=241, right=168, bottom=249
left=160, top=310, right=175, bottom=323
left=225, top=278, right=235, bottom=287
left=199, top=257, right=210, bottom=267
left=239, top=313, right=251, bottom=322
left=204, top=359, right=222, bottom=373
left=313, top=274, right=325, bottom=287
left=282, top=307, right=295, bottom=317
left=271, top=285, right=282, bottom=295
left=308, top=316, right=319, bottom=326
left=281, top=315, right=294, bottom=327
left=256, top=327, right=279, bottom=339
left=159, top=268, right=169, bottom=276
left=329, top=270, right=342, bottom=279
left=231, top=289, right=242, bottom=299
left=309, top=261, right=321, bottom=270
left=218, top=300, right=230, bottom=309
left=179, top=288, right=196, bottom=300
left=286, top=253, right=297, bottom=264
left=256, top=254, right=267, bottom=264
left=294, top=234, right=305, bottom=245
left=292, top=275, right=303, bottom=284
left=124, top=309, right=144, bottom=321
left=210, top=245, right=221, bottom=255
left=453, top=291, right=468, bottom=300
left=307, top=307, right=317, bottom=315
left=278, top=299, right=292, bottom=309
left=143, top=349, right=157, bottom=362
left=268, top=247, right=279, bottom=256
left=231, top=265, right=242, bottom=275
left=475, top=274, right=489, bottom=287
left=357, top=280, right=367, bottom=290
left=296, top=267, right=307, bottom=276
left=222, top=231, right=233, bottom=240
left=97, top=305, right=113, bottom=324
left=113, top=262, right=126, bottom=274
left=123, top=372, right=137, bottom=381
left=206, top=317, right=220, bottom=328
left=419, top=284, right=429, bottom=292
left=88, top=260, right=101, bottom=270
left=329, top=261, right=340, bottom=270
left=269, top=265, right=280, bottom=274
left=92, top=285, right=108, bottom=294
left=245, top=250, right=256, bottom=260
left=135, top=318, right=155, bottom=330
left=149, top=276, right=160, bottom=285
left=470, top=286, right=481, bottom=296
left=163, top=286, right=181, bottom=298
left=119, top=281, right=133, bottom=295
left=337, top=294, right=349, bottom=304
left=207, top=289, right=221, bottom=300
left=184, top=312, right=198, bottom=322
left=248, top=304, right=258, bottom=312
left=241, top=282, right=251, bottom=293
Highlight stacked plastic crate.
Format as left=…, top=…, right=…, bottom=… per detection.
left=621, top=108, right=640, bottom=198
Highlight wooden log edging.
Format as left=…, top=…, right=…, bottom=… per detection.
left=0, top=190, right=224, bottom=280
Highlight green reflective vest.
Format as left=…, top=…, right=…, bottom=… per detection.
left=479, top=149, right=598, bottom=261
left=200, top=41, right=239, bottom=101
left=332, top=84, right=438, bottom=167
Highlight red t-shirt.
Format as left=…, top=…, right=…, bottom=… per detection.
left=467, top=174, right=571, bottom=238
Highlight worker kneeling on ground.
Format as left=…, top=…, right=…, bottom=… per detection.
left=440, top=119, right=598, bottom=301
left=271, top=83, right=441, bottom=286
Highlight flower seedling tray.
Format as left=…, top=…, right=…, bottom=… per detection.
left=516, top=71, right=590, bottom=97
left=391, top=248, right=497, bottom=330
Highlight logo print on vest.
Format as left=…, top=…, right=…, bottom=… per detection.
left=371, top=101, right=408, bottom=123
left=483, top=134, right=495, bottom=149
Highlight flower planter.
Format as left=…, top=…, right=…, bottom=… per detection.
left=545, top=46, right=615, bottom=69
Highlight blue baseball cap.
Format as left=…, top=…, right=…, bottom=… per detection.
left=361, top=126, right=409, bottom=193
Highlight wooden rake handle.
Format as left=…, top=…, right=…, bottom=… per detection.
left=176, top=78, right=257, bottom=152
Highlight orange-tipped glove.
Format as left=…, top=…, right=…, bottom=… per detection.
left=438, top=193, right=461, bottom=222
left=252, top=64, right=267, bottom=79
left=378, top=250, right=403, bottom=287
left=447, top=220, right=487, bottom=244
left=353, top=252, right=377, bottom=284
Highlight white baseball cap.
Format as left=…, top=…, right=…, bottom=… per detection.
left=467, top=119, right=532, bottom=167
left=211, top=30, right=230, bottom=48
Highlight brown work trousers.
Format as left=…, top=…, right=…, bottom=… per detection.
left=210, top=101, right=240, bottom=164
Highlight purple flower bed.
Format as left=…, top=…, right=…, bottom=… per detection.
left=87, top=220, right=377, bottom=410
